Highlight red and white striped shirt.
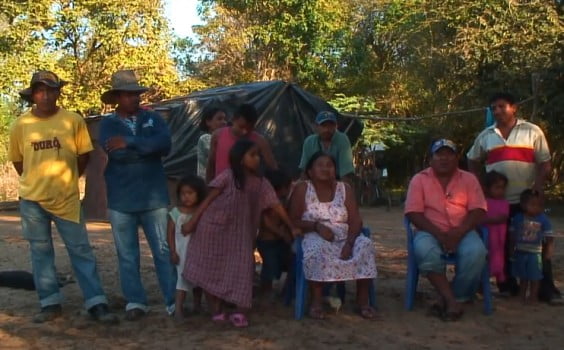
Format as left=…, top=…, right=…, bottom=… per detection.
left=467, top=119, right=551, bottom=204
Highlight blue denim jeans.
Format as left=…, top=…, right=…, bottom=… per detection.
left=108, top=208, right=176, bottom=312
left=414, top=230, right=486, bottom=302
left=19, top=199, right=108, bottom=309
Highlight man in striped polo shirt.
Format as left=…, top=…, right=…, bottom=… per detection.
left=467, top=92, right=558, bottom=303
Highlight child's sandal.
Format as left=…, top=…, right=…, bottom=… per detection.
left=229, top=312, right=249, bottom=328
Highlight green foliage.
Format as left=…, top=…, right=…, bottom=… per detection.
left=0, top=99, right=18, bottom=163
left=194, top=0, right=350, bottom=91
left=0, top=0, right=193, bottom=116
left=330, top=0, right=564, bottom=184
left=173, top=36, right=200, bottom=79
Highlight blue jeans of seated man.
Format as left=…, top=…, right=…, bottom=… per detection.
left=413, top=230, right=486, bottom=302
left=108, top=208, right=176, bottom=313
left=19, top=199, right=108, bottom=309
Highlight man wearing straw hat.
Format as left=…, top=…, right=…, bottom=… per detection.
left=98, top=70, right=175, bottom=321
left=8, top=70, right=117, bottom=323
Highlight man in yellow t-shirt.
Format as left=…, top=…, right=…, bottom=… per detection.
left=8, top=71, right=116, bottom=324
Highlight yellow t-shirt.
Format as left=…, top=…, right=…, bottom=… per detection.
left=8, top=108, right=93, bottom=223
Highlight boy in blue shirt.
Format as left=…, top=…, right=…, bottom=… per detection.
left=510, top=189, right=555, bottom=304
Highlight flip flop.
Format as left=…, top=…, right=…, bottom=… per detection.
left=229, top=312, right=249, bottom=328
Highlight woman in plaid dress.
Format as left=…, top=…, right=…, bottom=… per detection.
left=182, top=139, right=299, bottom=327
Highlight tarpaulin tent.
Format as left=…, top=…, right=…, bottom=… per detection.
left=83, top=80, right=363, bottom=220
left=154, top=80, right=363, bottom=178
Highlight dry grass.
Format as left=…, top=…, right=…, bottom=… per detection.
left=0, top=163, right=18, bottom=201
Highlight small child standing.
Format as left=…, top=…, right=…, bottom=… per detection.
left=510, top=189, right=555, bottom=304
left=182, top=139, right=299, bottom=328
left=257, top=169, right=293, bottom=297
left=482, top=171, right=510, bottom=287
left=166, top=175, right=207, bottom=321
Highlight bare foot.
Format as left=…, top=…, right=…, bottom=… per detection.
left=443, top=300, right=464, bottom=321
left=174, top=309, right=185, bottom=323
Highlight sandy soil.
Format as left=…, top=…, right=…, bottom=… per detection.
left=1, top=207, right=564, bottom=350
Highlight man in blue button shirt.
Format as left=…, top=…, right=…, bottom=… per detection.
left=99, top=70, right=176, bottom=321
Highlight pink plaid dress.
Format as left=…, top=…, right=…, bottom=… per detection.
left=302, top=181, right=377, bottom=281
left=182, top=169, right=279, bottom=308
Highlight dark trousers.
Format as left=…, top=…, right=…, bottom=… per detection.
left=499, top=204, right=560, bottom=301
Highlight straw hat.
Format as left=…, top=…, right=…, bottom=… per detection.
left=101, top=70, right=149, bottom=104
left=19, top=70, right=67, bottom=103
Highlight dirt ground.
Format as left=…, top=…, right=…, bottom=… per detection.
left=1, top=207, right=564, bottom=350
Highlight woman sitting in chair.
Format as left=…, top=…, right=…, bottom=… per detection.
left=289, top=151, right=377, bottom=319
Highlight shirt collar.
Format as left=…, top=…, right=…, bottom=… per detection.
left=317, top=131, right=338, bottom=147
left=489, top=118, right=525, bottom=131
left=421, top=167, right=462, bottom=180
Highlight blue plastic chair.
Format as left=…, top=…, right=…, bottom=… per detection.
left=404, top=217, right=493, bottom=315
left=286, top=227, right=377, bottom=320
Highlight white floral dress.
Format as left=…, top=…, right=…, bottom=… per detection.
left=302, top=181, right=377, bottom=281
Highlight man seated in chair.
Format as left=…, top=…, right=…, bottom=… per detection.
left=405, top=139, right=487, bottom=321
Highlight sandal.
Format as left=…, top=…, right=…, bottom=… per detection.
left=229, top=312, right=249, bottom=328
left=309, top=306, right=326, bottom=320
left=211, top=312, right=227, bottom=324
left=359, top=305, right=377, bottom=320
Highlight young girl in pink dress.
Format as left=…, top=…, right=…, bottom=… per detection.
left=482, top=171, right=510, bottom=286
left=181, top=139, right=299, bottom=328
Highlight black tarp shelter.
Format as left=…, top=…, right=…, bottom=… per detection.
left=155, top=80, right=363, bottom=178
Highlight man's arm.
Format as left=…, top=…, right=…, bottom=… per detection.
left=455, top=209, right=486, bottom=235
left=444, top=174, right=488, bottom=250
left=406, top=212, right=444, bottom=239
left=8, top=120, right=24, bottom=176
left=533, top=160, right=551, bottom=193
left=123, top=114, right=171, bottom=157
left=404, top=174, right=443, bottom=237
left=338, top=132, right=355, bottom=181
left=12, top=162, right=23, bottom=176
left=466, top=137, right=485, bottom=180
left=77, top=153, right=90, bottom=177
left=99, top=119, right=140, bottom=161
left=257, top=135, right=278, bottom=170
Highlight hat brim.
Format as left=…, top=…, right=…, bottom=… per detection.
left=18, top=88, right=34, bottom=103
left=101, top=85, right=149, bottom=104
left=432, top=145, right=457, bottom=154
left=18, top=80, right=68, bottom=103
left=316, top=118, right=337, bottom=125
